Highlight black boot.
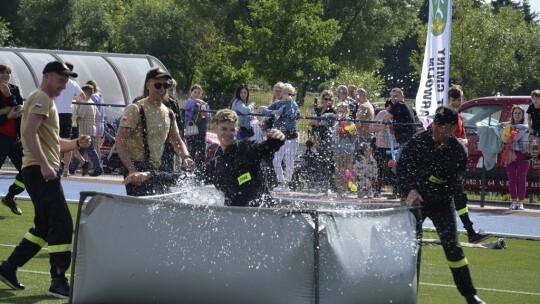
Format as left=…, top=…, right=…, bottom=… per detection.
left=0, top=261, right=24, bottom=290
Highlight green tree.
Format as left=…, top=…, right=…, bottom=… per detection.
left=0, top=18, right=14, bottom=47
left=67, top=0, right=126, bottom=52
left=319, top=66, right=386, bottom=102
left=17, top=0, right=73, bottom=49
left=236, top=0, right=341, bottom=103
left=114, top=0, right=220, bottom=93
left=323, top=0, right=423, bottom=72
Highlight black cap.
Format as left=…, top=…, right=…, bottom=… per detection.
left=433, top=106, right=458, bottom=125
left=42, top=61, right=78, bottom=78
left=145, top=67, right=172, bottom=82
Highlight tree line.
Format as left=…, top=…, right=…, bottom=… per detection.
left=0, top=0, right=538, bottom=102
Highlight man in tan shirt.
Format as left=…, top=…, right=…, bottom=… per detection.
left=0, top=61, right=91, bottom=299
left=117, top=67, right=193, bottom=196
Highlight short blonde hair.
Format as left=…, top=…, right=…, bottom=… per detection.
left=213, top=109, right=238, bottom=125
left=282, top=83, right=296, bottom=96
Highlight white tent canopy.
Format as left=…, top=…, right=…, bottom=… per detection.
left=0, top=47, right=167, bottom=118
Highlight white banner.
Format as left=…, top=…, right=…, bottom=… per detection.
left=415, top=0, right=452, bottom=118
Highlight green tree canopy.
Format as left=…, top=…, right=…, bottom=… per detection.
left=17, top=0, right=73, bottom=49
left=236, top=0, right=341, bottom=100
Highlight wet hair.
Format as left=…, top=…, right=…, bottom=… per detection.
left=510, top=105, right=525, bottom=124
left=0, top=64, right=12, bottom=74
left=531, top=89, right=540, bottom=99
left=213, top=109, right=238, bottom=125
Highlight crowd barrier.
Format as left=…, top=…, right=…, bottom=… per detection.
left=38, top=102, right=540, bottom=204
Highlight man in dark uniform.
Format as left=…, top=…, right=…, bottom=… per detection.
left=205, top=109, right=285, bottom=207
left=397, top=106, right=486, bottom=304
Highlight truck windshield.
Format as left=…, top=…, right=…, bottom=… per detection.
left=460, top=105, right=503, bottom=133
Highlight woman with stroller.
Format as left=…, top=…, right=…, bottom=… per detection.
left=309, top=90, right=337, bottom=193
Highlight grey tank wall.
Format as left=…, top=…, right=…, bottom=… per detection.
left=71, top=193, right=419, bottom=304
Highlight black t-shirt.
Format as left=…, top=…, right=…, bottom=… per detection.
left=388, top=101, right=416, bottom=144
left=526, top=104, right=540, bottom=131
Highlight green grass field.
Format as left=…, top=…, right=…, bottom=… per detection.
left=1, top=200, right=539, bottom=304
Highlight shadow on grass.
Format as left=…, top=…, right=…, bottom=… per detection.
left=0, top=290, right=55, bottom=303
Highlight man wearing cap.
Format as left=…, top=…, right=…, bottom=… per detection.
left=397, top=106, right=486, bottom=304
left=117, top=67, right=193, bottom=196
left=0, top=60, right=91, bottom=299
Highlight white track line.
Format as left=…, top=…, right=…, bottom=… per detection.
left=2, top=244, right=539, bottom=296
left=18, top=269, right=49, bottom=275
left=421, top=282, right=540, bottom=296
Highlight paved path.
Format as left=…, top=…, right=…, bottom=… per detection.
left=1, top=173, right=539, bottom=239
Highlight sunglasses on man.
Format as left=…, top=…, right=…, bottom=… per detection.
left=153, top=82, right=171, bottom=89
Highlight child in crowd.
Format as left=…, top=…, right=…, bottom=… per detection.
left=355, top=142, right=378, bottom=198
left=332, top=102, right=357, bottom=197
left=250, top=106, right=267, bottom=142
left=69, top=85, right=103, bottom=176
left=526, top=89, right=540, bottom=158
